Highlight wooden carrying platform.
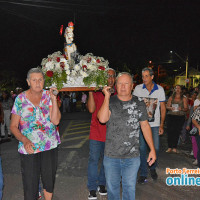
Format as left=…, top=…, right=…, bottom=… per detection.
left=59, top=87, right=97, bottom=92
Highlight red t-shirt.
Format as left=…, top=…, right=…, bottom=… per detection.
left=89, top=89, right=117, bottom=142
left=89, top=92, right=106, bottom=142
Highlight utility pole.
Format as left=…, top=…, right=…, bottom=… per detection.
left=185, top=56, right=189, bottom=88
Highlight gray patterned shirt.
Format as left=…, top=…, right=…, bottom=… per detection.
left=105, top=95, right=148, bottom=158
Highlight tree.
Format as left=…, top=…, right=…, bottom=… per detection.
left=0, top=70, right=24, bottom=91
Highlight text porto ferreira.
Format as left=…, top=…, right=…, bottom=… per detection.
left=166, top=168, right=200, bottom=186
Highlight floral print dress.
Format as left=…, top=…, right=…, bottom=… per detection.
left=11, top=90, right=61, bottom=154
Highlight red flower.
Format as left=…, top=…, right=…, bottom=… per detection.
left=56, top=57, right=60, bottom=62
left=46, top=71, right=54, bottom=77
left=98, top=66, right=105, bottom=71
left=60, top=62, right=65, bottom=69
left=96, top=59, right=100, bottom=63
left=87, top=57, right=91, bottom=63
left=82, top=65, right=87, bottom=70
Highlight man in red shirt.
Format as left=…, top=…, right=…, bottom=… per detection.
left=87, top=68, right=116, bottom=200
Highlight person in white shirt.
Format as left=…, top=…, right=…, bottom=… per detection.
left=133, top=67, right=166, bottom=184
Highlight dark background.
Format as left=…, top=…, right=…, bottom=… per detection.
left=0, top=0, right=200, bottom=88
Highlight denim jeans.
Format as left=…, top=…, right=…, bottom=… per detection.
left=104, top=156, right=140, bottom=200
left=87, top=140, right=106, bottom=191
left=0, top=157, right=3, bottom=200
left=139, top=126, right=159, bottom=177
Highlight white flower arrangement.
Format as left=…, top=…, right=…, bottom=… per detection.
left=41, top=52, right=109, bottom=89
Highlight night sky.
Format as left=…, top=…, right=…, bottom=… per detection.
left=1, top=0, right=200, bottom=88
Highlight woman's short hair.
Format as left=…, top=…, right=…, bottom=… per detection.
left=27, top=67, right=44, bottom=80
left=142, top=67, right=154, bottom=76
left=116, top=72, right=133, bottom=84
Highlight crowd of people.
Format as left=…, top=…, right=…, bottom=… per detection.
left=61, top=91, right=88, bottom=113
left=0, top=67, right=200, bottom=200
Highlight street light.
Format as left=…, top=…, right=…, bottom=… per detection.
left=170, top=51, right=189, bottom=87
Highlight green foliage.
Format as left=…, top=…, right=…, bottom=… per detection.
left=83, top=70, right=108, bottom=88
left=0, top=70, right=24, bottom=91
left=44, top=71, right=67, bottom=90
left=122, top=63, right=131, bottom=73
left=116, top=63, right=132, bottom=75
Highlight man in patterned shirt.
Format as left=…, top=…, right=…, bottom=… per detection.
left=98, top=72, right=156, bottom=200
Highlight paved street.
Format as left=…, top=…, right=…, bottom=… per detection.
left=1, top=111, right=200, bottom=200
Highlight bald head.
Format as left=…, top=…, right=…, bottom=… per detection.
left=116, top=73, right=133, bottom=100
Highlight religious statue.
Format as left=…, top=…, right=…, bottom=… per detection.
left=64, top=22, right=77, bottom=61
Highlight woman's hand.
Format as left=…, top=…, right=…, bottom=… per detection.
left=186, top=126, right=190, bottom=131
left=49, top=88, right=61, bottom=125
left=171, top=107, right=175, bottom=111
left=49, top=88, right=58, bottom=102
left=23, top=137, right=36, bottom=154
left=167, top=106, right=174, bottom=111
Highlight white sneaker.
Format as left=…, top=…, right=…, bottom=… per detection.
left=88, top=190, right=97, bottom=200
left=97, top=185, right=107, bottom=196
left=190, top=150, right=194, bottom=156
left=193, top=159, right=198, bottom=166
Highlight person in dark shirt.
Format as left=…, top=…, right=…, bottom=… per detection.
left=98, top=72, right=156, bottom=200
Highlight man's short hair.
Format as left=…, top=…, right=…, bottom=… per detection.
left=106, top=68, right=116, bottom=77
left=142, top=67, right=154, bottom=76
left=116, top=72, right=133, bottom=84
